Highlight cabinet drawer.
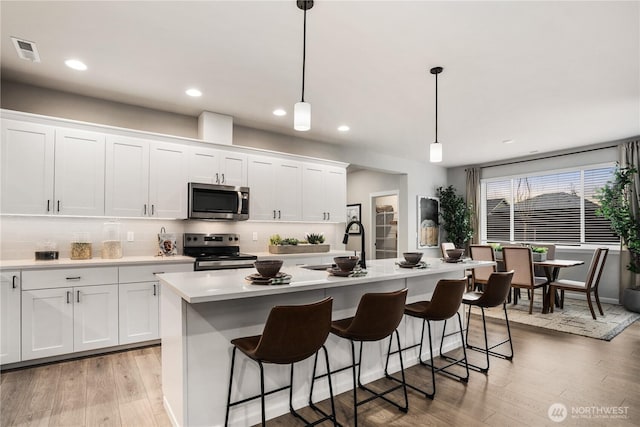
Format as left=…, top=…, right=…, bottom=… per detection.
left=119, top=263, right=193, bottom=283
left=22, top=267, right=118, bottom=290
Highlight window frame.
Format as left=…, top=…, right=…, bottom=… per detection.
left=479, top=161, right=618, bottom=247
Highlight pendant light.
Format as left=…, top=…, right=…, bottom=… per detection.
left=294, top=0, right=313, bottom=131
left=429, top=66, right=443, bottom=163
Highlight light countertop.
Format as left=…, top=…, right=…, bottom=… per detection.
left=157, top=258, right=494, bottom=303
left=0, top=255, right=195, bottom=270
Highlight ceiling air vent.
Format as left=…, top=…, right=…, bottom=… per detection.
left=11, top=37, right=40, bottom=62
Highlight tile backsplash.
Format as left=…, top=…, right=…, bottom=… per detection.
left=0, top=216, right=345, bottom=260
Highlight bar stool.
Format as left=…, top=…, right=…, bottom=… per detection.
left=225, top=297, right=337, bottom=427
left=313, top=288, right=408, bottom=427
left=443, top=271, right=514, bottom=373
left=387, top=278, right=468, bottom=399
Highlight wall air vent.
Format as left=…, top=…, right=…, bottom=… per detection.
left=11, top=37, right=40, bottom=62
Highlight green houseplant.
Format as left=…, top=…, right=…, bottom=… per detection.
left=437, top=185, right=474, bottom=249
left=595, top=165, right=640, bottom=312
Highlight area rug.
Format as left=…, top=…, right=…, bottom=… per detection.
left=481, top=297, right=640, bottom=341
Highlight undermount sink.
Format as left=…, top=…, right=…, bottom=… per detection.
left=301, top=264, right=335, bottom=271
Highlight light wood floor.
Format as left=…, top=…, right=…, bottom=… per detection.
left=2, top=317, right=639, bottom=426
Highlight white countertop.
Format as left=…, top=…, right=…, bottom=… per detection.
left=0, top=255, right=195, bottom=270
left=157, top=258, right=494, bottom=303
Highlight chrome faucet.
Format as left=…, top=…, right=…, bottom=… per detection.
left=343, top=220, right=366, bottom=269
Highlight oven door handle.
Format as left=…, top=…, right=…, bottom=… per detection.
left=237, top=191, right=243, bottom=214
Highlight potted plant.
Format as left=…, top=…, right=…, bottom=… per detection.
left=437, top=185, right=474, bottom=250
left=268, top=234, right=329, bottom=254
left=531, top=246, right=548, bottom=262
left=595, top=165, right=640, bottom=312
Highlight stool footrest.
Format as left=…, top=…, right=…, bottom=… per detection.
left=385, top=372, right=434, bottom=400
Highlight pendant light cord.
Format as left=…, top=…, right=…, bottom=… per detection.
left=301, top=7, right=307, bottom=102
left=434, top=72, right=438, bottom=143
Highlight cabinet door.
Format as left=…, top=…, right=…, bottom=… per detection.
left=275, top=160, right=302, bottom=221
left=302, top=164, right=326, bottom=221
left=220, top=152, right=247, bottom=187
left=1, top=271, right=21, bottom=364
left=1, top=120, right=55, bottom=214
left=22, top=288, right=74, bottom=360
left=73, top=284, right=119, bottom=352
left=325, top=166, right=347, bottom=222
left=105, top=135, right=150, bottom=217
left=189, top=147, right=220, bottom=184
left=248, top=155, right=277, bottom=220
left=149, top=142, right=188, bottom=218
left=54, top=128, right=106, bottom=216
left=119, top=282, right=159, bottom=344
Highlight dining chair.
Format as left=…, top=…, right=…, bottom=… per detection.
left=469, top=244, right=497, bottom=291
left=549, top=248, right=609, bottom=320
left=502, top=246, right=548, bottom=314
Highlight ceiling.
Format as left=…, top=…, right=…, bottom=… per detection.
left=1, top=1, right=638, bottom=167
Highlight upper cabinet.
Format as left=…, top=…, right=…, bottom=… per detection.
left=302, top=163, right=346, bottom=222
left=105, top=136, right=188, bottom=218
left=189, top=147, right=247, bottom=187
left=1, top=120, right=105, bottom=215
left=248, top=155, right=302, bottom=221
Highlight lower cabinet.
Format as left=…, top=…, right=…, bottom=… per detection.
left=21, top=284, right=119, bottom=360
left=119, top=282, right=159, bottom=344
left=1, top=271, right=21, bottom=364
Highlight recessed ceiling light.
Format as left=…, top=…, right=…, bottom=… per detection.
left=65, top=59, right=87, bottom=71
left=502, top=139, right=514, bottom=144
left=273, top=109, right=287, bottom=116
left=185, top=88, right=202, bottom=97
left=338, top=125, right=350, bottom=132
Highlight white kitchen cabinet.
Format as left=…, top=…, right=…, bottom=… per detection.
left=118, top=263, right=192, bottom=345
left=106, top=136, right=188, bottom=218
left=248, top=154, right=302, bottom=221
left=22, top=287, right=74, bottom=360
left=1, top=121, right=105, bottom=216
left=189, top=147, right=247, bottom=187
left=1, top=271, right=21, bottom=364
left=21, top=267, right=119, bottom=360
left=149, top=142, right=189, bottom=218
left=302, top=163, right=347, bottom=222
left=73, top=284, right=119, bottom=352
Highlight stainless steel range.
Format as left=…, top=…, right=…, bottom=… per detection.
left=183, top=233, right=257, bottom=271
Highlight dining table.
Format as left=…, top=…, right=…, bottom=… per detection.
left=533, top=258, right=585, bottom=313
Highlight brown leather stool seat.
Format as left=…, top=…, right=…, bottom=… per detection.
left=387, top=278, right=468, bottom=399
left=225, top=297, right=338, bottom=427
left=443, top=271, right=514, bottom=373
left=313, top=289, right=408, bottom=427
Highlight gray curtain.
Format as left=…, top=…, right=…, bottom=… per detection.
left=619, top=140, right=640, bottom=301
left=465, top=167, right=480, bottom=244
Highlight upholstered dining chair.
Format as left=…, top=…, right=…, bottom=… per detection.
left=469, top=244, right=497, bottom=291
left=502, top=246, right=548, bottom=314
left=549, top=247, right=609, bottom=320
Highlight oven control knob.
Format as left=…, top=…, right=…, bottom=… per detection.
left=234, top=237, right=239, bottom=241
left=228, top=236, right=233, bottom=241
left=186, top=237, right=192, bottom=242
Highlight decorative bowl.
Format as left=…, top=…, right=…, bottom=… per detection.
left=334, top=256, right=359, bottom=272
left=254, top=260, right=284, bottom=278
left=446, top=248, right=465, bottom=260
left=402, top=252, right=423, bottom=264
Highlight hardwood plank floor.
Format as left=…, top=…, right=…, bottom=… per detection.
left=1, top=319, right=639, bottom=426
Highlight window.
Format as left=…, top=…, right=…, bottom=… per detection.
left=482, top=165, right=618, bottom=244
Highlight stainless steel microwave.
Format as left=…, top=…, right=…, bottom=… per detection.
left=188, top=183, right=249, bottom=221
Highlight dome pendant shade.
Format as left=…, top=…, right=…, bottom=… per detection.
left=294, top=102, right=311, bottom=131
left=430, top=142, right=442, bottom=163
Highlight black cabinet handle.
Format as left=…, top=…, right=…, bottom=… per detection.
left=153, top=272, right=164, bottom=275
left=153, top=284, right=157, bottom=296
left=66, top=291, right=71, bottom=304
left=327, top=212, right=330, bottom=220
left=151, top=204, right=155, bottom=215
left=215, top=173, right=219, bottom=184
left=273, top=210, right=276, bottom=219
left=144, top=204, right=147, bottom=215
left=77, top=290, right=80, bottom=303
left=47, top=200, right=50, bottom=212
left=66, top=276, right=81, bottom=281
left=12, top=275, right=17, bottom=289
left=221, top=173, right=225, bottom=184
left=278, top=210, right=281, bottom=219
left=323, top=212, right=326, bottom=220
left=57, top=200, right=60, bottom=212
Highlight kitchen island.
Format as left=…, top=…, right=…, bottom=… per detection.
left=158, top=258, right=493, bottom=427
